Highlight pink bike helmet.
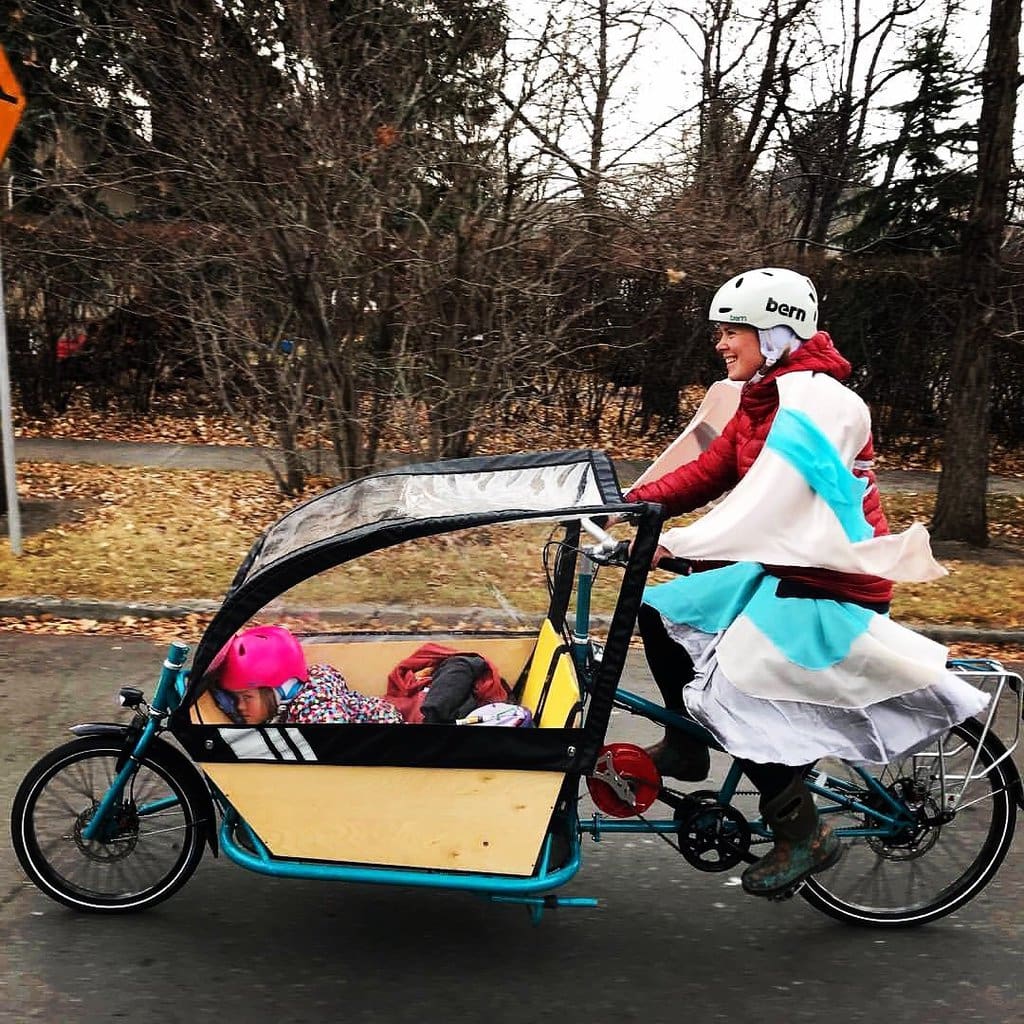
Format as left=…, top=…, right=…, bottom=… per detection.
left=208, top=625, right=308, bottom=693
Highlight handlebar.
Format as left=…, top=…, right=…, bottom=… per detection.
left=579, top=517, right=691, bottom=575
left=579, top=517, right=623, bottom=559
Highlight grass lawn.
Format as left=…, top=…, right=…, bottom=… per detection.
left=3, top=463, right=1023, bottom=635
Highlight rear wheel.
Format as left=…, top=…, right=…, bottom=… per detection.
left=11, top=736, right=204, bottom=912
left=801, top=721, right=1017, bottom=927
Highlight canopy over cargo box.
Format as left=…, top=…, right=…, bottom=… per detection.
left=184, top=450, right=640, bottom=692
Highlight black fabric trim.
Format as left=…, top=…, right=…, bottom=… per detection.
left=773, top=577, right=890, bottom=614
left=226, top=533, right=265, bottom=594
left=511, top=631, right=565, bottom=707
left=562, top=700, right=583, bottom=728
left=533, top=644, right=569, bottom=725
left=546, top=521, right=579, bottom=632
left=576, top=501, right=664, bottom=773
left=174, top=722, right=583, bottom=771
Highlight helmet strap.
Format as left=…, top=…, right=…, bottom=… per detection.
left=757, top=325, right=801, bottom=368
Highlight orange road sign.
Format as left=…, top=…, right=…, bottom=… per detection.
left=0, top=45, right=25, bottom=163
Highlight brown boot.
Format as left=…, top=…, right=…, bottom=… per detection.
left=645, top=729, right=710, bottom=782
left=741, top=776, right=842, bottom=897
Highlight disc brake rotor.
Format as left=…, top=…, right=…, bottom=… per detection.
left=865, top=777, right=942, bottom=861
left=73, top=802, right=140, bottom=862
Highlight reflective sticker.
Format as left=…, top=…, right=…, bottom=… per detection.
left=218, top=728, right=275, bottom=760
left=286, top=729, right=317, bottom=762
left=216, top=726, right=319, bottom=762
left=266, top=730, right=298, bottom=761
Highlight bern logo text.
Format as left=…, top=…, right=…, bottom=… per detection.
left=765, top=296, right=807, bottom=322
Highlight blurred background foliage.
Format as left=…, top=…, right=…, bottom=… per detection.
left=0, top=0, right=1019, bottom=520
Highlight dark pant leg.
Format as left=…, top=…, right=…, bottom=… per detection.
left=738, top=760, right=805, bottom=803
left=637, top=605, right=710, bottom=780
left=637, top=603, right=695, bottom=712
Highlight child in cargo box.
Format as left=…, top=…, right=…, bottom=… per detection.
left=208, top=625, right=403, bottom=726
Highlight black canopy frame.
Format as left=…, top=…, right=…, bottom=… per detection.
left=171, top=449, right=665, bottom=773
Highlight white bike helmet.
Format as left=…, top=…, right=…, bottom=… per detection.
left=709, top=268, right=818, bottom=341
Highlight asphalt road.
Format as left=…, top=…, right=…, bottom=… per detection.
left=2, top=634, right=1023, bottom=1024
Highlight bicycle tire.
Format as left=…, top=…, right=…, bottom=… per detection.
left=801, top=721, right=1016, bottom=927
left=11, top=735, right=205, bottom=913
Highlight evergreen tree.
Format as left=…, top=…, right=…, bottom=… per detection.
left=838, top=29, right=976, bottom=254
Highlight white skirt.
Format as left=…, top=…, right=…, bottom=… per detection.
left=667, top=622, right=991, bottom=767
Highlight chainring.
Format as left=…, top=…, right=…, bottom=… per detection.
left=674, top=793, right=752, bottom=872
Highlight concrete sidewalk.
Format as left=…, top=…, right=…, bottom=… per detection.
left=14, top=436, right=306, bottom=474
left=5, top=435, right=1024, bottom=646
left=15, top=435, right=1024, bottom=494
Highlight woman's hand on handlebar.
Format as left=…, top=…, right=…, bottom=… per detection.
left=651, top=544, right=673, bottom=568
left=652, top=546, right=692, bottom=575
left=580, top=518, right=690, bottom=574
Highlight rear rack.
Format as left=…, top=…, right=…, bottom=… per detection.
left=946, top=659, right=1023, bottom=810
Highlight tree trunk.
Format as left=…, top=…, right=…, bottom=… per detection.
left=931, top=0, right=1020, bottom=545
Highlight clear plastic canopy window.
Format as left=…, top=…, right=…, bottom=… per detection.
left=245, top=460, right=612, bottom=581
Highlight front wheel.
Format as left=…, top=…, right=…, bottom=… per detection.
left=11, top=735, right=205, bottom=912
left=801, top=721, right=1017, bottom=927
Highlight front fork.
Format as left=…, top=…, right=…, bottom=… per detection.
left=80, top=642, right=190, bottom=842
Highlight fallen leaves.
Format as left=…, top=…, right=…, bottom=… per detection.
left=17, top=381, right=1024, bottom=475
left=6, top=385, right=1024, bottom=646
left=0, top=613, right=213, bottom=643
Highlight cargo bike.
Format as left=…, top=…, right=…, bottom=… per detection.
left=10, top=450, right=1024, bottom=926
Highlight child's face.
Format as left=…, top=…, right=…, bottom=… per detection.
left=713, top=323, right=764, bottom=381
left=234, top=688, right=271, bottom=725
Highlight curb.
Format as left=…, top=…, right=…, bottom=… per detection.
left=0, top=597, right=222, bottom=620
left=0, top=597, right=540, bottom=628
left=1, top=597, right=1022, bottom=647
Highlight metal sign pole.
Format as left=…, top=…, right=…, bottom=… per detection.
left=0, top=240, right=21, bottom=554
left=0, top=43, right=25, bottom=553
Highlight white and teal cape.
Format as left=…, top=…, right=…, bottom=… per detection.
left=643, top=372, right=988, bottom=766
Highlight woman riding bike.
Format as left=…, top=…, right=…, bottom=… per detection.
left=624, top=267, right=989, bottom=898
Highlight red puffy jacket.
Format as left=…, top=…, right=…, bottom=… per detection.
left=629, top=332, right=893, bottom=605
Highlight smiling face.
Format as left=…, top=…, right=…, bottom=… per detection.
left=713, top=323, right=765, bottom=381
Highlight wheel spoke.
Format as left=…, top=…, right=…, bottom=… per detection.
left=12, top=738, right=203, bottom=912
left=802, top=723, right=1016, bottom=925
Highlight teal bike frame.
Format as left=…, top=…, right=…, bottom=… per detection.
left=571, top=517, right=936, bottom=850
left=77, top=522, right=1021, bottom=916
left=594, top=684, right=921, bottom=843
left=80, top=642, right=191, bottom=842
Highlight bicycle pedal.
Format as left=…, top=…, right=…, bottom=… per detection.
left=766, top=880, right=806, bottom=902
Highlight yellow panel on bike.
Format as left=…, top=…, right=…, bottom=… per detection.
left=518, top=619, right=581, bottom=728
